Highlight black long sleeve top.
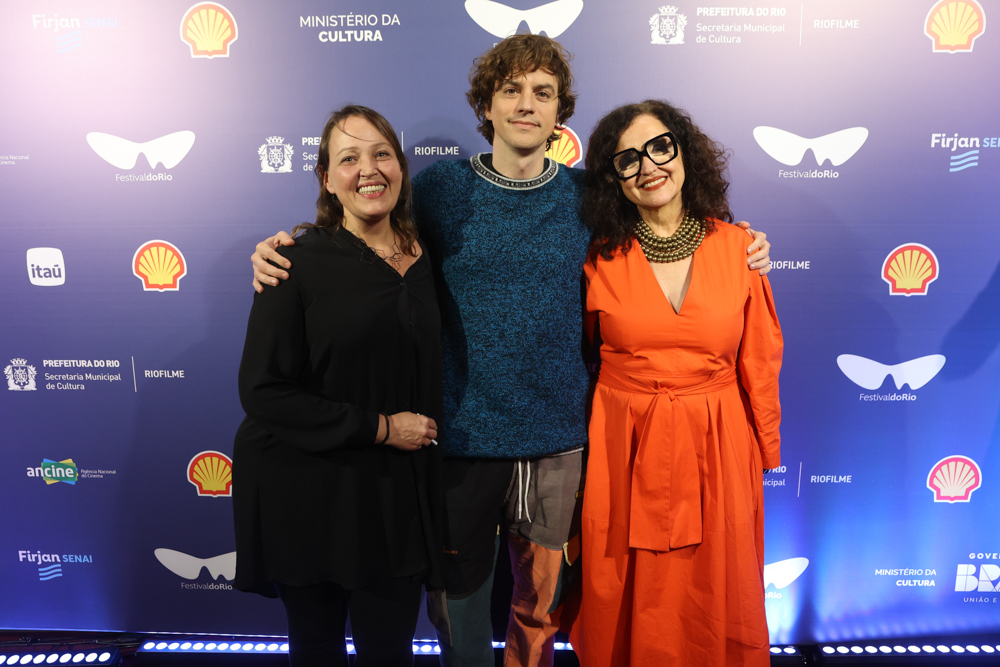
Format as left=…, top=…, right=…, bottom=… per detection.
left=233, top=226, right=443, bottom=595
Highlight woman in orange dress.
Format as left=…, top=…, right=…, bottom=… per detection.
left=570, top=100, right=782, bottom=666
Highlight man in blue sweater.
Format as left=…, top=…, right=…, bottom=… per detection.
left=251, top=34, right=770, bottom=667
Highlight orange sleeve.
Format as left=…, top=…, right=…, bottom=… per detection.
left=737, top=273, right=783, bottom=469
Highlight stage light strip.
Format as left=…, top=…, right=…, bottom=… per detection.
left=819, top=643, right=1000, bottom=656
left=0, top=652, right=116, bottom=666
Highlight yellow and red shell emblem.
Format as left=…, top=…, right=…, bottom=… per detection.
left=925, top=0, right=985, bottom=53
left=133, top=240, right=187, bottom=292
left=188, top=451, right=233, bottom=497
left=882, top=243, right=938, bottom=296
left=927, top=455, right=981, bottom=503
left=545, top=125, right=583, bottom=167
left=181, top=2, right=238, bottom=59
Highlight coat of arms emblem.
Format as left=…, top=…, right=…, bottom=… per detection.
left=5, top=358, right=37, bottom=391
left=650, top=5, right=687, bottom=45
left=258, top=136, right=294, bottom=174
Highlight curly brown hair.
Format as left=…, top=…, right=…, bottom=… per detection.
left=466, top=33, right=577, bottom=149
left=583, top=100, right=733, bottom=261
left=292, top=105, right=418, bottom=256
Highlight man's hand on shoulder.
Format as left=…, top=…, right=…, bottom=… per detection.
left=252, top=231, right=295, bottom=293
left=736, top=221, right=771, bottom=276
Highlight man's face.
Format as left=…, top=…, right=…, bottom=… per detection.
left=485, top=68, right=560, bottom=155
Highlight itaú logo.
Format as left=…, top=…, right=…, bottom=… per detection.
left=464, top=0, right=583, bottom=38
left=154, top=548, right=235, bottom=580
left=836, top=354, right=946, bottom=391
left=86, top=131, right=196, bottom=170
left=753, top=127, right=868, bottom=166
left=763, top=557, right=808, bottom=598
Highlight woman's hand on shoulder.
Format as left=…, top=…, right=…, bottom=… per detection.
left=382, top=412, right=438, bottom=451
left=252, top=231, right=296, bottom=293
left=736, top=221, right=771, bottom=275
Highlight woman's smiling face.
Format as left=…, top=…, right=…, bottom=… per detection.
left=324, top=115, right=402, bottom=228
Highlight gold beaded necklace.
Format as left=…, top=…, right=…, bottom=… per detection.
left=634, top=213, right=705, bottom=263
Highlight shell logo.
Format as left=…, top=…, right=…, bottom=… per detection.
left=133, top=240, right=187, bottom=292
left=545, top=125, right=583, bottom=167
left=925, top=0, right=985, bottom=53
left=881, top=243, right=938, bottom=296
left=181, top=2, right=238, bottom=59
left=188, top=451, right=233, bottom=497
left=927, top=455, right=981, bottom=503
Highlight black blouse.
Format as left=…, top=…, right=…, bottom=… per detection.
left=233, top=226, right=443, bottom=595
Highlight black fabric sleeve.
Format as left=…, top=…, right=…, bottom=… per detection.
left=237, top=268, right=379, bottom=452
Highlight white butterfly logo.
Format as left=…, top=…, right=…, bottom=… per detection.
left=154, top=548, right=235, bottom=580
left=753, top=127, right=868, bottom=166
left=464, top=0, right=584, bottom=38
left=837, top=354, right=946, bottom=391
left=763, top=557, right=809, bottom=589
left=86, top=131, right=196, bottom=169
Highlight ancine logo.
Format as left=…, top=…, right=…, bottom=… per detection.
left=154, top=548, right=235, bottom=580
left=837, top=354, right=946, bottom=391
left=763, top=557, right=809, bottom=599
left=27, top=459, right=78, bottom=485
left=928, top=455, right=981, bottom=503
left=86, top=131, right=196, bottom=170
left=753, top=127, right=869, bottom=167
left=464, top=0, right=584, bottom=38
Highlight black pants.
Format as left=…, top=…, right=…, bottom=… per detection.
left=276, top=577, right=422, bottom=667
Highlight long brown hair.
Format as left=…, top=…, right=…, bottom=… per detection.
left=292, top=105, right=418, bottom=255
left=583, top=100, right=732, bottom=261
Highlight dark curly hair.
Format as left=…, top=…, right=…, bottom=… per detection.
left=292, top=105, right=418, bottom=256
left=466, top=33, right=577, bottom=149
left=583, top=100, right=732, bottom=261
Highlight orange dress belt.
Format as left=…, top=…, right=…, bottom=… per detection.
left=597, top=364, right=739, bottom=552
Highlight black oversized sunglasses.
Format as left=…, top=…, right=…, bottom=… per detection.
left=610, top=132, right=679, bottom=180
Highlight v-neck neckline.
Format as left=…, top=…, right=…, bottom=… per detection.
left=336, top=226, right=425, bottom=279
left=637, top=243, right=697, bottom=316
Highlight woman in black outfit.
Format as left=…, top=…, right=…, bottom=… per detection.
left=233, top=105, right=443, bottom=667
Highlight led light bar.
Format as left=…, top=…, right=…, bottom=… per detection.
left=819, top=642, right=1000, bottom=656
left=0, top=649, right=117, bottom=666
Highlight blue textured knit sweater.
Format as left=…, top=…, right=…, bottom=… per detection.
left=411, top=155, right=590, bottom=459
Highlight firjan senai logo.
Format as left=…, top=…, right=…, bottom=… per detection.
left=465, top=0, right=583, bottom=38
left=837, top=354, right=946, bottom=391
left=753, top=127, right=869, bottom=167
left=928, top=455, right=981, bottom=503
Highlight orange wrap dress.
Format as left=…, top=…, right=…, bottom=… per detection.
left=571, top=222, right=782, bottom=666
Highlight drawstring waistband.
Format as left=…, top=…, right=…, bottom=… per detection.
left=516, top=459, right=532, bottom=523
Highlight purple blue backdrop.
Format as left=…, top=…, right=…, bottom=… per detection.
left=1, top=0, right=998, bottom=645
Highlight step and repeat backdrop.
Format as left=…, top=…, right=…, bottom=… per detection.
left=1, top=0, right=998, bottom=645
